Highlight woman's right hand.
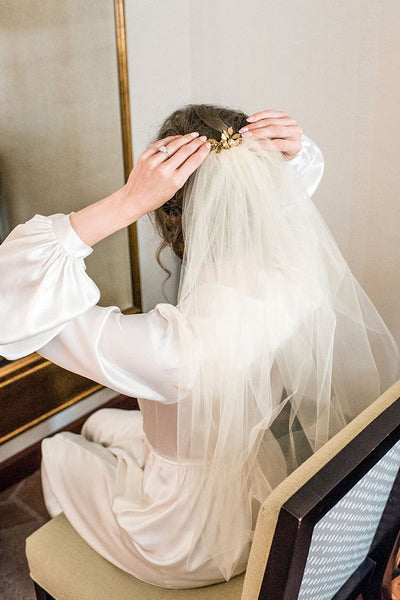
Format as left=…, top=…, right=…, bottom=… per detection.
left=124, top=133, right=211, bottom=217
left=69, top=133, right=210, bottom=248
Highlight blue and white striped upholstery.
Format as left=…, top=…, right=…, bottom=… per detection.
left=298, top=439, right=400, bottom=599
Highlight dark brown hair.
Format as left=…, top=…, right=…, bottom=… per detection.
left=152, top=104, right=248, bottom=282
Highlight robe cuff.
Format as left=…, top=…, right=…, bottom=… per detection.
left=51, top=212, right=94, bottom=259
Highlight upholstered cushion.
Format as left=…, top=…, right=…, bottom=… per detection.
left=26, top=513, right=245, bottom=599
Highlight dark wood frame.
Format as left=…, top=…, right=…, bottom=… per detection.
left=0, top=0, right=140, bottom=449
left=258, top=397, right=400, bottom=600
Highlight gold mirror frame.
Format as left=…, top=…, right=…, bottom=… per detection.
left=0, top=0, right=140, bottom=446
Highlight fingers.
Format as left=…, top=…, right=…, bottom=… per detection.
left=240, top=122, right=303, bottom=139
left=141, top=135, right=183, bottom=159
left=241, top=111, right=303, bottom=147
left=156, top=132, right=203, bottom=162
left=166, top=135, right=208, bottom=170
left=246, top=109, right=290, bottom=122
left=264, top=138, right=302, bottom=156
left=147, top=132, right=201, bottom=162
left=175, top=141, right=211, bottom=182
left=239, top=117, right=298, bottom=133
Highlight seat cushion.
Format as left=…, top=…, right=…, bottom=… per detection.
left=26, top=513, right=244, bottom=600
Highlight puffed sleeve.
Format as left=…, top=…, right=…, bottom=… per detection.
left=0, top=213, right=99, bottom=357
left=289, top=134, right=324, bottom=197
left=0, top=213, right=193, bottom=403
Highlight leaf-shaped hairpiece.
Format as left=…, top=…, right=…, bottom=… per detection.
left=207, top=126, right=242, bottom=153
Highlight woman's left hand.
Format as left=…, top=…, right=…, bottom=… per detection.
left=238, top=110, right=303, bottom=160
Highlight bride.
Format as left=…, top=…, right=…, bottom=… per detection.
left=1, top=104, right=399, bottom=589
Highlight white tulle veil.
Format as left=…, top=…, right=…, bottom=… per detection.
left=174, top=133, right=400, bottom=581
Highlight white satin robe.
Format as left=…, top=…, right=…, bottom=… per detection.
left=0, top=135, right=324, bottom=588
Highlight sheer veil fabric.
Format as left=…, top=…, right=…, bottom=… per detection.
left=174, top=135, right=400, bottom=581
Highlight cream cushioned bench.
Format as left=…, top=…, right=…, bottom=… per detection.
left=26, top=512, right=244, bottom=599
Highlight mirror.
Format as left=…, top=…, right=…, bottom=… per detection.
left=0, top=0, right=140, bottom=444
left=0, top=0, right=137, bottom=307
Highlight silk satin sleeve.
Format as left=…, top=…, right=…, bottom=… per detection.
left=289, top=134, right=324, bottom=197
left=0, top=136, right=322, bottom=400
left=0, top=213, right=193, bottom=403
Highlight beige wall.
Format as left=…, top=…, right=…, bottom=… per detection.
left=0, top=1, right=132, bottom=309
left=125, top=0, right=191, bottom=311
left=127, top=0, right=400, bottom=344
left=352, top=0, right=400, bottom=342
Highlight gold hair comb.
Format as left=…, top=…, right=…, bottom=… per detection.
left=207, top=127, right=241, bottom=153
